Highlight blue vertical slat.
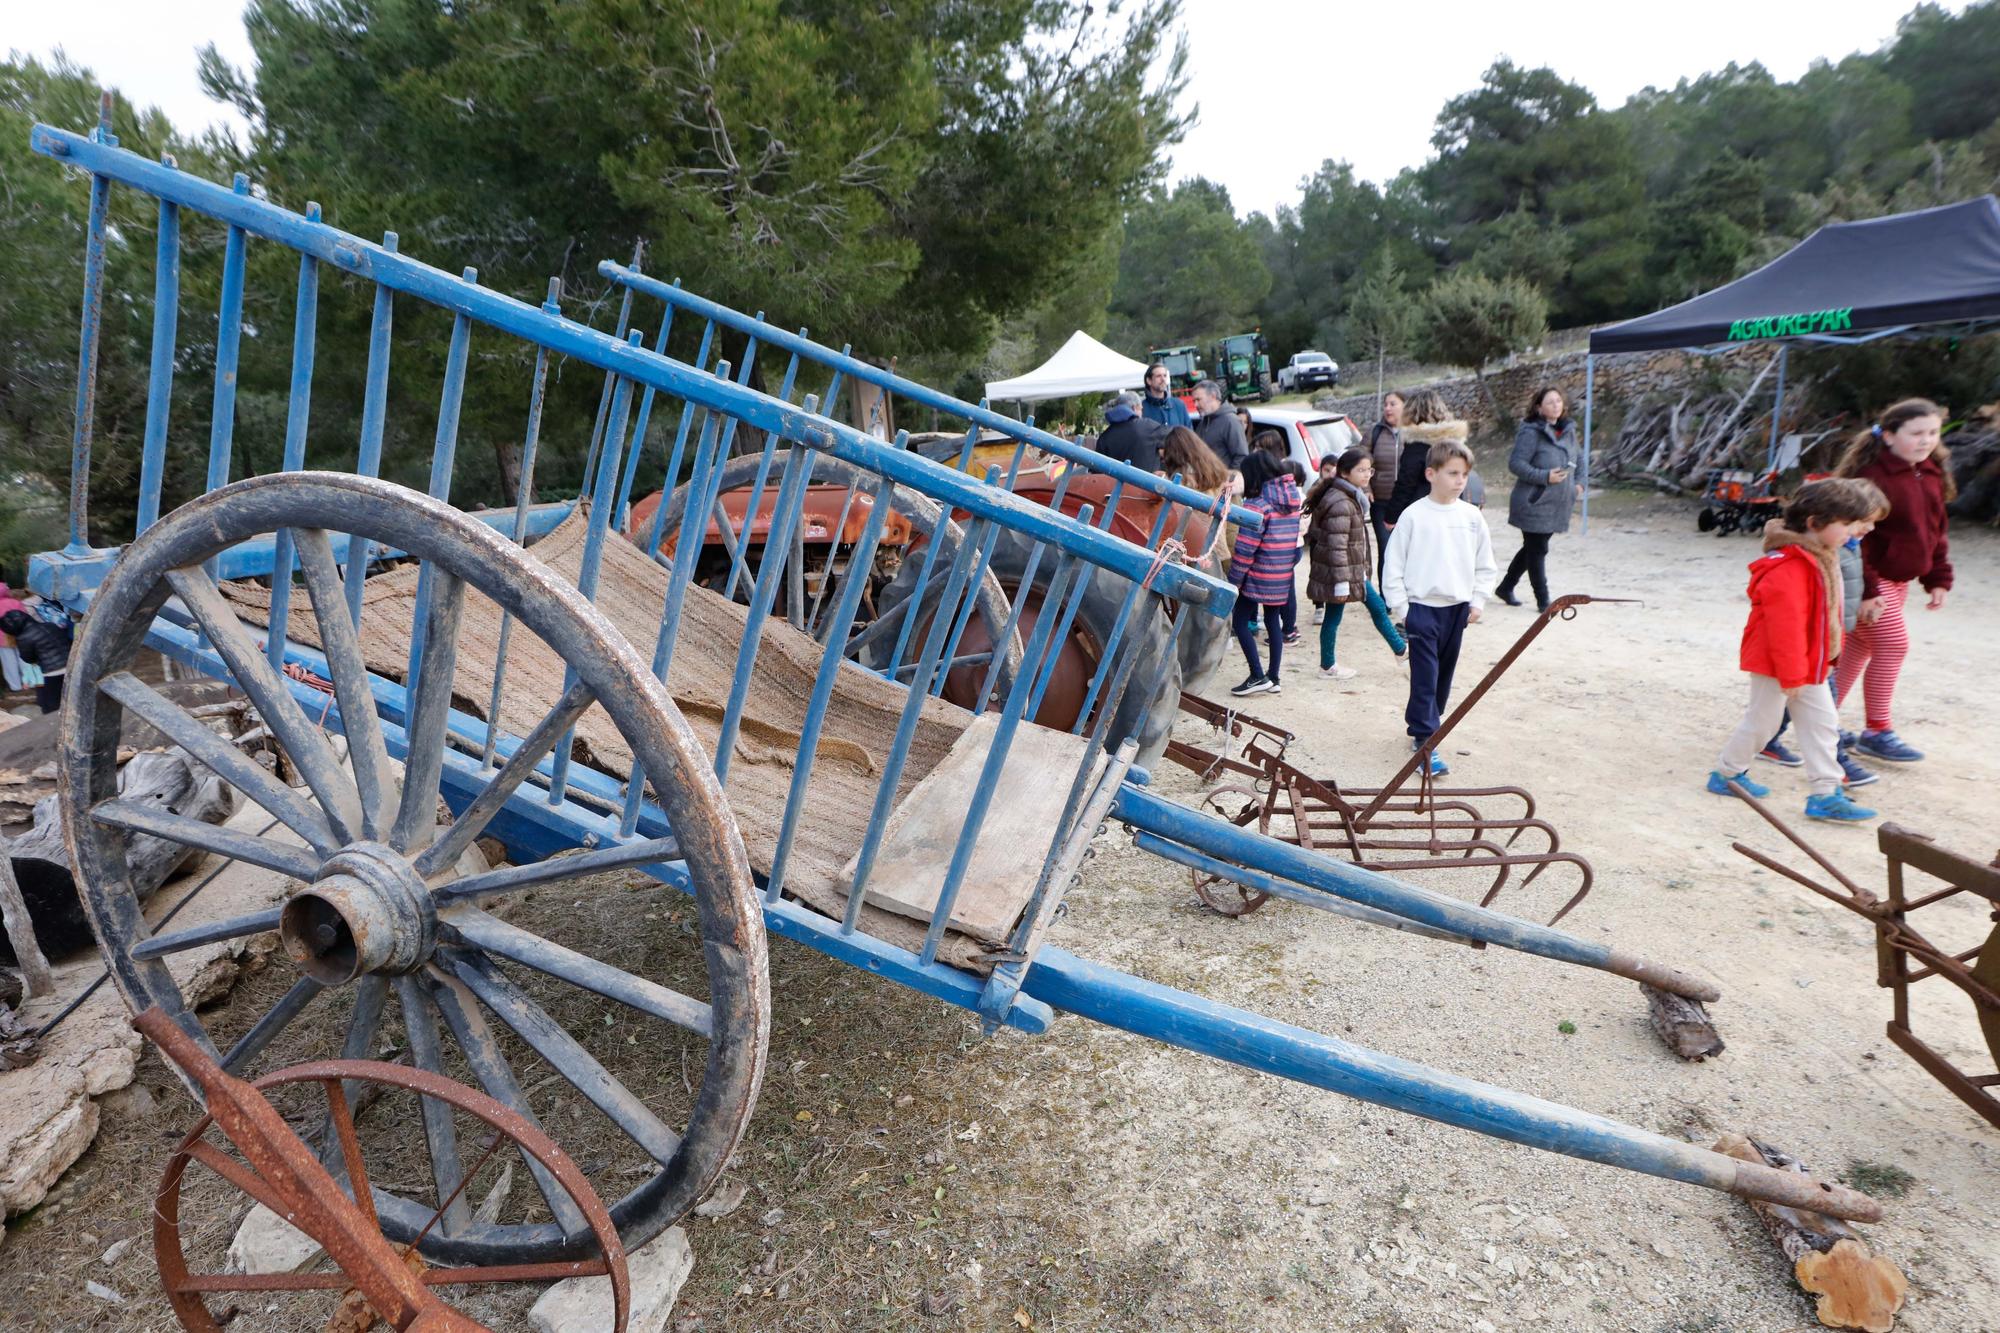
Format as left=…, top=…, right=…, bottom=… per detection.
left=481, top=278, right=563, bottom=768
left=713, top=446, right=817, bottom=784
left=265, top=203, right=322, bottom=670
left=64, top=96, right=116, bottom=555
left=205, top=176, right=251, bottom=498
left=765, top=476, right=893, bottom=901
left=136, top=169, right=179, bottom=537
left=921, top=539, right=1090, bottom=965
left=405, top=270, right=475, bottom=696
left=548, top=333, right=641, bottom=807
left=343, top=233, right=398, bottom=625
left=644, top=322, right=716, bottom=557
left=579, top=245, right=639, bottom=500
left=613, top=302, right=676, bottom=530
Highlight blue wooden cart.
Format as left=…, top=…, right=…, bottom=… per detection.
left=27, top=103, right=1880, bottom=1268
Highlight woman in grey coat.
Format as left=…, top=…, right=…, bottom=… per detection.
left=1495, top=386, right=1578, bottom=611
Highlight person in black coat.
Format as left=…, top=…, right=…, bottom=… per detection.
left=2, top=609, right=71, bottom=713
left=1094, top=391, right=1169, bottom=474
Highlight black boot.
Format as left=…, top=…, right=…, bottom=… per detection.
left=1495, top=583, right=1522, bottom=607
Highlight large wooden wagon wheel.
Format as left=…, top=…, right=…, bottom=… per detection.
left=62, top=473, right=769, bottom=1266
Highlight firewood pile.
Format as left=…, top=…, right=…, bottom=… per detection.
left=1594, top=356, right=1850, bottom=490
left=1946, top=400, right=2000, bottom=526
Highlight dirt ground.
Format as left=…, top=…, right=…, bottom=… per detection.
left=4, top=486, right=1997, bottom=1332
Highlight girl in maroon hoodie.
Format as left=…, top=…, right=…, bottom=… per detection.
left=1832, top=399, right=1954, bottom=764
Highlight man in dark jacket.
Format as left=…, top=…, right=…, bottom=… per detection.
left=2, top=609, right=71, bottom=713
left=1191, top=379, right=1248, bottom=482
left=1141, top=364, right=1191, bottom=429
left=1365, top=393, right=1403, bottom=577
left=1095, top=391, right=1169, bottom=474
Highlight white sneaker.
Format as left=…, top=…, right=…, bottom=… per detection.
left=1312, top=607, right=1325, bottom=625
left=1395, top=650, right=1410, bottom=668
left=1319, top=664, right=1357, bottom=680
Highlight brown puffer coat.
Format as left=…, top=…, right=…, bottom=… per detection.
left=1305, top=476, right=1372, bottom=604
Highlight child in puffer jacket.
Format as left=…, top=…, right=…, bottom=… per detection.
left=1226, top=450, right=1303, bottom=696
left=1757, top=480, right=1888, bottom=787
left=1707, top=479, right=1889, bottom=823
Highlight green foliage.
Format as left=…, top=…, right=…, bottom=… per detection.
left=1841, top=1159, right=1916, bottom=1199
left=1342, top=246, right=1414, bottom=394
left=1108, top=178, right=1270, bottom=348
left=1414, top=271, right=1548, bottom=375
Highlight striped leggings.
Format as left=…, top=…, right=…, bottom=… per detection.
left=1834, top=581, right=1909, bottom=732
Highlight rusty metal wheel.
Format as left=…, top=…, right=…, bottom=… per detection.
left=148, top=1003, right=628, bottom=1332
left=63, top=473, right=769, bottom=1266
left=1191, top=786, right=1271, bottom=917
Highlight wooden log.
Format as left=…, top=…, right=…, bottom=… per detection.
left=1712, top=1133, right=1907, bottom=1332
left=1642, top=982, right=1725, bottom=1060
left=0, top=850, right=52, bottom=998
left=0, top=749, right=233, bottom=965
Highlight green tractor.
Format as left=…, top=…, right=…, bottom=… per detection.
left=1210, top=331, right=1272, bottom=402
left=1146, top=344, right=1204, bottom=393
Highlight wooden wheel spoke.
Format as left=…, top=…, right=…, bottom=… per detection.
left=90, top=799, right=320, bottom=880
left=167, top=565, right=365, bottom=841
left=442, top=904, right=712, bottom=1038
left=395, top=975, right=472, bottom=1237
left=442, top=948, right=683, bottom=1165
left=131, top=906, right=284, bottom=961
left=423, top=967, right=591, bottom=1237
left=293, top=527, right=399, bottom=839
left=435, top=837, right=682, bottom=907
left=97, top=671, right=338, bottom=856
left=413, top=680, right=597, bottom=880
left=222, top=975, right=324, bottom=1072
left=391, top=568, right=465, bottom=856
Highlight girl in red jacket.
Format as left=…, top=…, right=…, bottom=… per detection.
left=1832, top=399, right=1953, bottom=763
left=1708, top=479, right=1886, bottom=823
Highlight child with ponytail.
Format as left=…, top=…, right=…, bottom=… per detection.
left=1832, top=399, right=1954, bottom=763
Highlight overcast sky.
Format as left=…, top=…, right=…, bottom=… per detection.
left=3, top=0, right=1967, bottom=218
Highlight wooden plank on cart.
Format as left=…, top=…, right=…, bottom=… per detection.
left=850, top=714, right=1102, bottom=944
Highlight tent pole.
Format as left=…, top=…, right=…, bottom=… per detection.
left=1766, top=345, right=1789, bottom=472
left=1580, top=354, right=1594, bottom=536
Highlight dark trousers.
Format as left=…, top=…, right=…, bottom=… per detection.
left=35, top=675, right=64, bottom=714
left=1232, top=596, right=1285, bottom=680
left=1499, top=531, right=1552, bottom=606
left=1371, top=511, right=1391, bottom=581
left=1402, top=602, right=1470, bottom=740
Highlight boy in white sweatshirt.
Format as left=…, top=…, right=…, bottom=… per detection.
left=1381, top=440, right=1498, bottom=776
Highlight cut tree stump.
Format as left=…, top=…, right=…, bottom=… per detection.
left=1, top=749, right=232, bottom=965
left=1642, top=982, right=1725, bottom=1060
left=1713, top=1132, right=1907, bottom=1332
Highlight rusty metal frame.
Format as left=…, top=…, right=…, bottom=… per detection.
left=138, top=1007, right=630, bottom=1332
left=1169, top=650, right=1597, bottom=923
left=1728, top=790, right=2000, bottom=1130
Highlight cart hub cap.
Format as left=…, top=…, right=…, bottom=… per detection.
left=280, top=843, right=435, bottom=984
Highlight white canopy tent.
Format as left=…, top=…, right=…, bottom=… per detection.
left=985, top=330, right=1151, bottom=403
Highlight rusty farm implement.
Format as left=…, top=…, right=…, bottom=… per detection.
left=25, top=101, right=1885, bottom=1296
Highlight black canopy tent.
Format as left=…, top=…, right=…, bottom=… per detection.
left=1576, top=195, right=2000, bottom=531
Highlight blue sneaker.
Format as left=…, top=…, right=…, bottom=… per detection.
left=1805, top=790, right=1877, bottom=823
left=1758, top=738, right=1803, bottom=767
left=1836, top=748, right=1879, bottom=788
left=1412, top=739, right=1450, bottom=776
left=1706, top=770, right=1770, bottom=798
left=1853, top=729, right=1924, bottom=764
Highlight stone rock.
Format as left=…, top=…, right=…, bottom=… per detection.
left=529, top=1225, right=693, bottom=1333
left=102, top=1235, right=137, bottom=1265
left=0, top=1086, right=98, bottom=1215
left=85, top=1280, right=124, bottom=1304
left=227, top=1203, right=324, bottom=1275
left=692, top=1176, right=746, bottom=1219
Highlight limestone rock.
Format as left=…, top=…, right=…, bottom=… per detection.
left=227, top=1203, right=324, bottom=1275
left=529, top=1226, right=693, bottom=1333
left=0, top=1087, right=97, bottom=1214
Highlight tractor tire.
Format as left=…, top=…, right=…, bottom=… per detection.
left=1697, top=507, right=1718, bottom=533
left=944, top=528, right=1182, bottom=773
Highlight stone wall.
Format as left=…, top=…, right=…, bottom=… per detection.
left=1314, top=343, right=1773, bottom=441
